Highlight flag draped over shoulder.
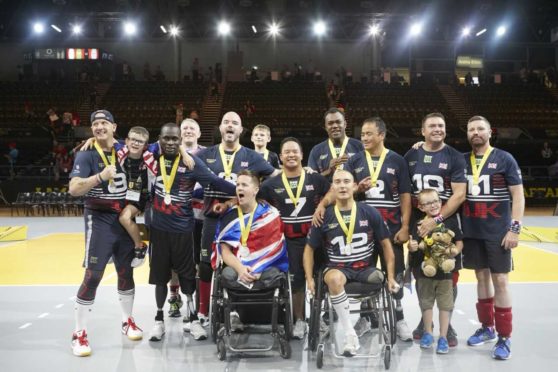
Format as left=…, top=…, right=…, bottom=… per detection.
left=211, top=202, right=289, bottom=274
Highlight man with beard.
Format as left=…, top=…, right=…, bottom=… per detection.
left=196, top=112, right=280, bottom=330
left=462, top=116, right=524, bottom=360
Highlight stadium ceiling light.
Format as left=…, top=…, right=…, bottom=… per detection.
left=72, top=24, right=82, bottom=35
left=251, top=25, right=257, bottom=34
left=169, top=25, right=180, bottom=36
left=313, top=21, right=326, bottom=36
left=51, top=24, right=62, bottom=33
left=33, top=22, right=45, bottom=34
left=476, top=28, right=487, bottom=36
left=123, top=21, right=137, bottom=36
left=218, top=21, right=231, bottom=36
left=268, top=22, right=280, bottom=36
left=462, top=26, right=471, bottom=37
left=369, top=24, right=380, bottom=36
left=410, top=22, right=422, bottom=36
left=496, top=26, right=506, bottom=37
left=160, top=25, right=167, bottom=33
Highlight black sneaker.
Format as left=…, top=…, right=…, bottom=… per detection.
left=447, top=324, right=458, bottom=347
left=168, top=295, right=183, bottom=318
left=412, top=319, right=433, bottom=340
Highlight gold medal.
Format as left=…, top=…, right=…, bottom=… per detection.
left=327, top=137, right=349, bottom=170
left=219, top=144, right=240, bottom=180
left=471, top=184, right=481, bottom=196
left=334, top=202, right=357, bottom=255
left=365, top=148, right=388, bottom=190
left=469, top=146, right=493, bottom=196
left=93, top=141, right=116, bottom=190
left=281, top=171, right=306, bottom=209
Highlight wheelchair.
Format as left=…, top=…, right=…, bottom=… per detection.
left=307, top=267, right=396, bottom=369
left=209, top=263, right=293, bottom=360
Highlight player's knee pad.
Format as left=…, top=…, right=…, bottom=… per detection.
left=77, top=269, right=104, bottom=301
left=117, top=265, right=135, bottom=292
left=198, top=261, right=213, bottom=282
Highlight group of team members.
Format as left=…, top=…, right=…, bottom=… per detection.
left=68, top=106, right=523, bottom=362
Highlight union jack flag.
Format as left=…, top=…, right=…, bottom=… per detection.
left=211, top=202, right=289, bottom=273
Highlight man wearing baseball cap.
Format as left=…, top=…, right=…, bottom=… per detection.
left=68, top=110, right=143, bottom=356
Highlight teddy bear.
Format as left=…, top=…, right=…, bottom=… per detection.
left=418, top=224, right=458, bottom=277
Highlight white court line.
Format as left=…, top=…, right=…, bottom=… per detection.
left=38, top=313, right=49, bottom=319
left=520, top=243, right=558, bottom=256
left=454, top=309, right=465, bottom=315
left=19, top=323, right=32, bottom=329
left=55, top=304, right=64, bottom=309
left=0, top=233, right=56, bottom=249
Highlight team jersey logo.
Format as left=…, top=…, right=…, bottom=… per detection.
left=178, top=166, right=186, bottom=173
left=488, top=163, right=497, bottom=169
left=320, top=154, right=328, bottom=160
left=387, top=167, right=395, bottom=175
left=359, top=220, right=368, bottom=227
left=439, top=162, right=448, bottom=169
left=409, top=161, right=417, bottom=167
left=347, top=152, right=355, bottom=157
left=274, top=188, right=285, bottom=193
left=305, top=185, right=314, bottom=191
left=289, top=180, right=298, bottom=188
left=328, top=223, right=339, bottom=229
left=241, top=161, right=248, bottom=167
left=423, top=155, right=432, bottom=163
left=206, top=158, right=216, bottom=163
left=355, top=167, right=364, bottom=174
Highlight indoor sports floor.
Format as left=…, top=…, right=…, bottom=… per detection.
left=0, top=212, right=557, bottom=372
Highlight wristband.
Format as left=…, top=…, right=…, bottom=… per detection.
left=96, top=173, right=103, bottom=183
left=509, top=219, right=522, bottom=234
left=434, top=214, right=444, bottom=224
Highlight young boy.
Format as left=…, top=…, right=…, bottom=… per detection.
left=117, top=126, right=152, bottom=267
left=408, top=188, right=463, bottom=354
left=251, top=124, right=280, bottom=168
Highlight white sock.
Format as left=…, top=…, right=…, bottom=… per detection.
left=74, top=299, right=93, bottom=332
left=118, top=288, right=135, bottom=323
left=185, top=294, right=198, bottom=321
left=331, top=291, right=355, bottom=336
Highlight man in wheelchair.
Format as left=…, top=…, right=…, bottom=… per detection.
left=303, top=169, right=399, bottom=356
left=214, top=170, right=289, bottom=291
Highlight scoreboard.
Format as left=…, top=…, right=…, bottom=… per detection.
left=33, top=48, right=112, bottom=60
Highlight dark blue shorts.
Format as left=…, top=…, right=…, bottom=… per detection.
left=83, top=209, right=134, bottom=271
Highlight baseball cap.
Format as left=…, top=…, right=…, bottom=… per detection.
left=90, top=109, right=115, bottom=123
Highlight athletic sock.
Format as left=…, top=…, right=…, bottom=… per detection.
left=169, top=284, right=179, bottom=298
left=494, top=306, right=512, bottom=337
left=198, top=280, right=211, bottom=316
left=476, top=297, right=495, bottom=328
left=74, top=299, right=93, bottom=332
left=330, top=291, right=354, bottom=335
left=118, top=288, right=135, bottom=322
left=155, top=310, right=164, bottom=322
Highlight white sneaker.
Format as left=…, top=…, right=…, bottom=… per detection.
left=122, top=317, right=143, bottom=341
left=397, top=319, right=413, bottom=342
left=149, top=321, right=165, bottom=341
left=71, top=329, right=92, bottom=357
left=190, top=320, right=208, bottom=340
left=342, top=332, right=360, bottom=357
left=183, top=319, right=191, bottom=332
left=292, top=319, right=307, bottom=340
left=353, top=317, right=371, bottom=337
left=230, top=311, right=244, bottom=332
left=198, top=313, right=209, bottom=328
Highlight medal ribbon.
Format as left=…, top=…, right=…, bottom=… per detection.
left=237, top=203, right=258, bottom=247
left=219, top=144, right=240, bottom=179
left=328, top=137, right=349, bottom=169
left=334, top=202, right=357, bottom=247
left=470, top=146, right=493, bottom=185
left=281, top=171, right=306, bottom=208
left=159, top=154, right=181, bottom=196
left=93, top=142, right=115, bottom=185
left=365, top=148, right=389, bottom=187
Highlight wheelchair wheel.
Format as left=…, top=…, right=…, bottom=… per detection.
left=279, top=336, right=291, bottom=359
left=382, top=288, right=397, bottom=346
left=283, top=277, right=294, bottom=339
left=217, top=337, right=227, bottom=361
left=384, top=345, right=391, bottom=369
left=307, top=297, right=320, bottom=352
left=316, top=344, right=324, bottom=369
